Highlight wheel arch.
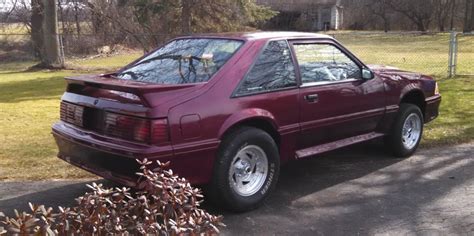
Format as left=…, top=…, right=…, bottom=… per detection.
left=400, top=89, right=426, bottom=115
left=218, top=111, right=280, bottom=148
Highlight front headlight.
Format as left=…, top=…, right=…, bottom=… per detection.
left=434, top=82, right=440, bottom=95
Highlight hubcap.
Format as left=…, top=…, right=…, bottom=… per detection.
left=402, top=113, right=422, bottom=150
left=229, top=145, right=268, bottom=197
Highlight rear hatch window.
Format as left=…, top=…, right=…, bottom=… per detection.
left=116, top=38, right=243, bottom=84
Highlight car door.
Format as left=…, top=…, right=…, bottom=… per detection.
left=290, top=40, right=385, bottom=149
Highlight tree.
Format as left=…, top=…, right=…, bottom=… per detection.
left=366, top=0, right=392, bottom=32
left=449, top=0, right=458, bottom=30
left=464, top=0, right=474, bottom=32
left=472, top=0, right=474, bottom=31
left=72, top=1, right=83, bottom=35
left=434, top=0, right=455, bottom=31
left=31, top=0, right=44, bottom=60
left=181, top=0, right=192, bottom=34
left=29, top=0, right=63, bottom=68
left=2, top=0, right=19, bottom=22
left=387, top=0, right=435, bottom=32
left=41, top=0, right=63, bottom=67
left=86, top=0, right=276, bottom=51
left=342, top=0, right=471, bottom=31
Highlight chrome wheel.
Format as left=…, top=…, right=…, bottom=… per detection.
left=229, top=145, right=268, bottom=197
left=402, top=113, right=422, bottom=150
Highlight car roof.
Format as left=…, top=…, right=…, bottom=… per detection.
left=189, top=31, right=333, bottom=41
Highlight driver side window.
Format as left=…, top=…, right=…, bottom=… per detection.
left=293, top=43, right=361, bottom=84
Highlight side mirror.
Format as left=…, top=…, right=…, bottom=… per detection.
left=362, top=68, right=374, bottom=80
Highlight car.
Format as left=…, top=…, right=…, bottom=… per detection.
left=52, top=32, right=441, bottom=212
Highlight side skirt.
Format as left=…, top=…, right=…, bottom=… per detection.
left=295, top=132, right=385, bottom=159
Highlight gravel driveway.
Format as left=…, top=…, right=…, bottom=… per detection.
left=1, top=141, right=473, bottom=235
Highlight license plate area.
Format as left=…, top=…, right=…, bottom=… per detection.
left=82, top=106, right=106, bottom=133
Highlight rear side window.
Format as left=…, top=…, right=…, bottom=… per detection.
left=235, top=40, right=297, bottom=96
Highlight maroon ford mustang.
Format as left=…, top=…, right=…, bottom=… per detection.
left=52, top=32, right=441, bottom=212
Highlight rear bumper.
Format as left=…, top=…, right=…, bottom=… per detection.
left=54, top=133, right=140, bottom=187
left=52, top=122, right=218, bottom=186
left=425, top=94, right=441, bottom=123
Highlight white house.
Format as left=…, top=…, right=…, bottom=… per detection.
left=257, top=0, right=344, bottom=31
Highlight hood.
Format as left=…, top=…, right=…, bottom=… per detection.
left=368, top=64, right=422, bottom=80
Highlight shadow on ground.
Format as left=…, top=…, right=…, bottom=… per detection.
left=1, top=141, right=473, bottom=235
left=218, top=142, right=474, bottom=235
left=0, top=75, right=65, bottom=103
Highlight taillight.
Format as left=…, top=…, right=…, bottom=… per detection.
left=133, top=120, right=150, bottom=143
left=151, top=119, right=169, bottom=144
left=60, top=102, right=84, bottom=127
left=104, top=112, right=168, bottom=144
left=59, top=102, right=169, bottom=144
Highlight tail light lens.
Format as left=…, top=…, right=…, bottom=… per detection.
left=104, top=113, right=169, bottom=144
left=60, top=102, right=169, bottom=145
left=151, top=119, right=169, bottom=144
left=60, top=102, right=84, bottom=127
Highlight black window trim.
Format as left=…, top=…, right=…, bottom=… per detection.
left=231, top=39, right=299, bottom=98
left=289, top=39, right=369, bottom=88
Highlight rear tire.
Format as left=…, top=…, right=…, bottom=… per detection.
left=385, top=103, right=424, bottom=157
left=208, top=126, right=280, bottom=212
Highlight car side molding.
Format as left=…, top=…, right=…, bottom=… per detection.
left=295, top=132, right=385, bottom=159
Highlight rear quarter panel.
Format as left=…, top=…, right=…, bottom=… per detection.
left=161, top=39, right=267, bottom=183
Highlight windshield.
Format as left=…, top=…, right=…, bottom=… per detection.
left=116, top=38, right=243, bottom=84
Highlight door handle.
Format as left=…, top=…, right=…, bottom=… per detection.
left=304, top=94, right=319, bottom=103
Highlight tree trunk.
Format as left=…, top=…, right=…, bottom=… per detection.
left=74, top=2, right=81, bottom=35
left=450, top=0, right=457, bottom=30
left=438, top=15, right=446, bottom=32
left=464, top=0, right=473, bottom=32
left=41, top=0, right=63, bottom=68
left=31, top=0, right=44, bottom=60
left=57, top=0, right=66, bottom=36
left=416, top=21, right=426, bottom=32
left=471, top=0, right=474, bottom=32
left=181, top=0, right=192, bottom=35
left=439, top=23, right=445, bottom=32
left=383, top=17, right=391, bottom=32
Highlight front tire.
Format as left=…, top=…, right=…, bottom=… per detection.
left=208, top=126, right=280, bottom=212
left=385, top=103, right=424, bottom=157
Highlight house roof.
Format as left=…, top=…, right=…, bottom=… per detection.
left=257, top=0, right=342, bottom=11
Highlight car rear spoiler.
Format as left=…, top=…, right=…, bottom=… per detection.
left=64, top=74, right=197, bottom=95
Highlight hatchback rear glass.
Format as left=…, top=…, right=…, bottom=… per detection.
left=116, top=38, right=243, bottom=84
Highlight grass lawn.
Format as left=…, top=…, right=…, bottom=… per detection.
left=0, top=33, right=473, bottom=181
left=423, top=77, right=474, bottom=146
left=0, top=54, right=142, bottom=180
left=334, top=32, right=474, bottom=78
